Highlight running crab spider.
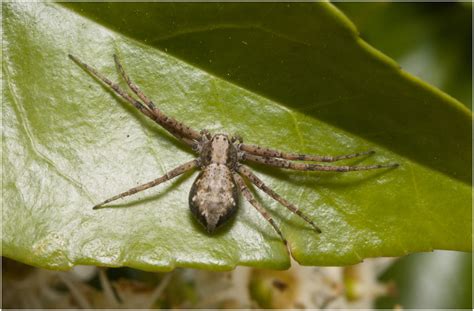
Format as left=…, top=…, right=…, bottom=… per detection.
left=69, top=54, right=398, bottom=245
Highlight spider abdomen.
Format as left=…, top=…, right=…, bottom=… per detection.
left=189, top=163, right=239, bottom=233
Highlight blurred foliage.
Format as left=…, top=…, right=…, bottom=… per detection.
left=334, top=2, right=472, bottom=109
left=377, top=251, right=472, bottom=309
left=249, top=269, right=298, bottom=308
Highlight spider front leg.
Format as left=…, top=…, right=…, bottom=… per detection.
left=232, top=172, right=287, bottom=245
left=69, top=54, right=153, bottom=117
left=238, top=165, right=321, bottom=233
left=113, top=55, right=201, bottom=141
left=240, top=143, right=374, bottom=162
left=93, top=159, right=198, bottom=209
left=244, top=154, right=399, bottom=172
left=69, top=54, right=198, bottom=147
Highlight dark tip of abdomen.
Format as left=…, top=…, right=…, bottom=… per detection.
left=206, top=223, right=217, bottom=233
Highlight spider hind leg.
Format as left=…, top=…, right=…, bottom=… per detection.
left=238, top=165, right=321, bottom=233
left=233, top=172, right=287, bottom=246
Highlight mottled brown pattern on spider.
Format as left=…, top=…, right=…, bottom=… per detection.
left=70, top=54, right=398, bottom=247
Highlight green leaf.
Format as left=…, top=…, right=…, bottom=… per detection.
left=3, top=2, right=471, bottom=271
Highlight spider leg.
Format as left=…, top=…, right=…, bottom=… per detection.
left=113, top=54, right=155, bottom=110
left=93, top=159, right=197, bottom=209
left=113, top=54, right=201, bottom=141
left=238, top=165, right=321, bottom=233
left=69, top=54, right=196, bottom=146
left=240, top=144, right=374, bottom=162
left=244, top=154, right=399, bottom=172
left=69, top=54, right=152, bottom=114
left=232, top=172, right=287, bottom=245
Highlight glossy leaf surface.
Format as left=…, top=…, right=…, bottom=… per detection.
left=3, top=3, right=471, bottom=271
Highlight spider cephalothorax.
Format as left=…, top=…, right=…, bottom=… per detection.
left=69, top=54, right=398, bottom=245
left=197, top=133, right=241, bottom=169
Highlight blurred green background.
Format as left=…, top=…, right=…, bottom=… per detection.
left=334, top=2, right=471, bottom=309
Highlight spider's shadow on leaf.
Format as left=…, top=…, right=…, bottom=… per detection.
left=185, top=190, right=289, bottom=245
left=120, top=101, right=192, bottom=155
left=186, top=209, right=237, bottom=238
left=235, top=203, right=289, bottom=245
left=78, top=63, right=194, bottom=156
left=92, top=169, right=194, bottom=209
left=241, top=158, right=400, bottom=235
left=249, top=183, right=324, bottom=235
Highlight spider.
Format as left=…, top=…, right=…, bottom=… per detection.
left=69, top=54, right=398, bottom=245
